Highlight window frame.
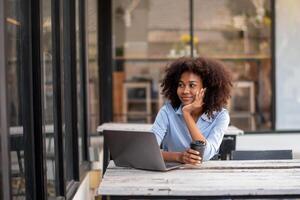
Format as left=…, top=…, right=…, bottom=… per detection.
left=19, top=0, right=47, bottom=199
left=0, top=0, right=11, bottom=199
left=98, top=0, right=113, bottom=124
left=51, top=0, right=66, bottom=196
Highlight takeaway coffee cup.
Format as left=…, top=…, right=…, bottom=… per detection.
left=190, top=140, right=206, bottom=161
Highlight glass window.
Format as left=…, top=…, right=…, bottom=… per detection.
left=87, top=0, right=99, bottom=136
left=112, top=0, right=190, bottom=123
left=275, top=0, right=300, bottom=130
left=41, top=0, right=57, bottom=197
left=87, top=0, right=101, bottom=166
left=112, top=0, right=273, bottom=132
left=193, top=0, right=272, bottom=131
left=6, top=0, right=26, bottom=198
left=75, top=0, right=84, bottom=167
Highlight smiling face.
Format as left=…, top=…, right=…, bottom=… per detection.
left=177, top=71, right=203, bottom=106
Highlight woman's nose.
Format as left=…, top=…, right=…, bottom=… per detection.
left=183, top=86, right=190, bottom=93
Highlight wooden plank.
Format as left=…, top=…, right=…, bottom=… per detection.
left=100, top=168, right=300, bottom=196
left=97, top=123, right=244, bottom=136
left=106, top=160, right=300, bottom=170
left=98, top=160, right=300, bottom=197
left=97, top=122, right=152, bottom=133
left=189, top=159, right=300, bottom=169
left=106, top=159, right=300, bottom=170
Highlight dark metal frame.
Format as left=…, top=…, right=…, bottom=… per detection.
left=270, top=0, right=276, bottom=131
left=63, top=0, right=79, bottom=182
left=0, top=0, right=11, bottom=199
left=189, top=0, right=194, bottom=57
left=98, top=0, right=113, bottom=124
left=53, top=0, right=90, bottom=196
left=78, top=0, right=89, bottom=162
left=20, top=0, right=47, bottom=199
left=51, top=0, right=66, bottom=196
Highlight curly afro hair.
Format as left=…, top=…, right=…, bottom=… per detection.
left=161, top=57, right=233, bottom=118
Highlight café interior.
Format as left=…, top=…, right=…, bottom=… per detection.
left=1, top=0, right=300, bottom=199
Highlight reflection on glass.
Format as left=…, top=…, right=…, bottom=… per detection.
left=42, top=0, right=56, bottom=196
left=76, top=0, right=83, bottom=166
left=193, top=0, right=272, bottom=131
left=112, top=0, right=189, bottom=122
left=87, top=0, right=99, bottom=136
left=112, top=0, right=273, bottom=131
left=6, top=0, right=26, bottom=198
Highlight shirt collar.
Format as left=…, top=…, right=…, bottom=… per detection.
left=175, top=105, right=183, bottom=115
left=175, top=104, right=213, bottom=123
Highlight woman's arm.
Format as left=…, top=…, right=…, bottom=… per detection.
left=182, top=111, right=206, bottom=142
left=202, top=111, right=230, bottom=160
left=151, top=106, right=169, bottom=145
left=162, top=150, right=201, bottom=164
left=162, top=151, right=182, bottom=162
left=182, top=89, right=206, bottom=143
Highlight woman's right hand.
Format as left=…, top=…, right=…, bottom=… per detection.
left=180, top=148, right=202, bottom=165
left=182, top=88, right=206, bottom=114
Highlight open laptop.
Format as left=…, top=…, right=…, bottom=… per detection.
left=103, top=130, right=183, bottom=171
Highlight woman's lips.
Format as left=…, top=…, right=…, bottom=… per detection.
left=181, top=97, right=193, bottom=101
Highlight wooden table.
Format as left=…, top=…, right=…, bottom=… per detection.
left=98, top=160, right=300, bottom=199
left=97, top=122, right=243, bottom=136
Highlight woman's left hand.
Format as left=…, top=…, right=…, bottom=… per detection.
left=182, top=88, right=206, bottom=114
left=180, top=148, right=202, bottom=165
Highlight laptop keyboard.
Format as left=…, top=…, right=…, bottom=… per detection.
left=165, top=162, right=181, bottom=168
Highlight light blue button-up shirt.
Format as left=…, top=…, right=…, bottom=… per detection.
left=151, top=102, right=230, bottom=161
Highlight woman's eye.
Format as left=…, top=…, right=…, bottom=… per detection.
left=190, top=84, right=196, bottom=88
left=178, top=83, right=184, bottom=88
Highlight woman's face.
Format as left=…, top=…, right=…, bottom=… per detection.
left=177, top=71, right=203, bottom=106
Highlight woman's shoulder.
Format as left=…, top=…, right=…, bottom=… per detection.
left=214, top=108, right=230, bottom=121
left=213, top=108, right=229, bottom=120
left=160, top=101, right=175, bottom=112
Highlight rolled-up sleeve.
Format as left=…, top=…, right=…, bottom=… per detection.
left=203, top=110, right=230, bottom=161
left=151, top=106, right=169, bottom=145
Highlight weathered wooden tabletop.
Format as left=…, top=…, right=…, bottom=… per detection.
left=97, top=122, right=244, bottom=136
left=98, top=160, right=300, bottom=198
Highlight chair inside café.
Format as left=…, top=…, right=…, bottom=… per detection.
left=231, top=150, right=293, bottom=160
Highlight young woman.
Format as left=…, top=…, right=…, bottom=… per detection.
left=151, top=57, right=232, bottom=165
